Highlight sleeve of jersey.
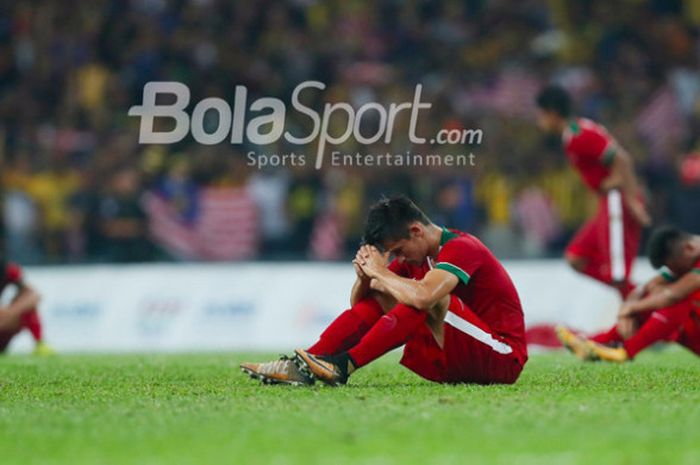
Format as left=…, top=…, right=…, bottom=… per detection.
left=5, top=262, right=23, bottom=283
left=434, top=241, right=479, bottom=285
left=571, top=129, right=616, bottom=166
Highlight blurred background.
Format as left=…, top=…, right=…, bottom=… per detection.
left=1, top=0, right=700, bottom=265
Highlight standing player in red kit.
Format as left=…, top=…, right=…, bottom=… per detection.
left=0, top=258, right=53, bottom=355
left=558, top=226, right=700, bottom=362
left=241, top=197, right=527, bottom=386
left=536, top=86, right=651, bottom=299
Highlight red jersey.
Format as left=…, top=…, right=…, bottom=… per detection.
left=688, top=258, right=700, bottom=302
left=388, top=228, right=526, bottom=354
left=562, top=117, right=617, bottom=192
left=0, top=261, right=22, bottom=295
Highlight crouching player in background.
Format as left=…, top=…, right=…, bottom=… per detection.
left=535, top=85, right=651, bottom=299
left=241, top=196, right=528, bottom=386
left=0, top=258, right=53, bottom=355
left=558, top=226, right=700, bottom=362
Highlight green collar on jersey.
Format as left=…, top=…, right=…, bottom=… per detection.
left=567, top=119, right=580, bottom=135
left=440, top=227, right=458, bottom=246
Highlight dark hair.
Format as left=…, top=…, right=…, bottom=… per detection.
left=647, top=226, right=690, bottom=269
left=536, top=85, right=572, bottom=117
left=362, top=196, right=431, bottom=248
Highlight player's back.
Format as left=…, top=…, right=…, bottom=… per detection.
left=435, top=229, right=526, bottom=352
left=562, top=117, right=616, bottom=193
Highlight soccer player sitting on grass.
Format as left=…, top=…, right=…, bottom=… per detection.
left=557, top=226, right=700, bottom=362
left=241, top=196, right=528, bottom=386
left=0, top=258, right=54, bottom=355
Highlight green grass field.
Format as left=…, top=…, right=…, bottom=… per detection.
left=1, top=350, right=699, bottom=465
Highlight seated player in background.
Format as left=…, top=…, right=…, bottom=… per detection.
left=557, top=226, right=700, bottom=362
left=241, top=196, right=528, bottom=386
left=536, top=85, right=651, bottom=299
left=0, top=258, right=54, bottom=355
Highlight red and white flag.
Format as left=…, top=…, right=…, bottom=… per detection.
left=144, top=187, right=258, bottom=261
left=636, top=84, right=685, bottom=160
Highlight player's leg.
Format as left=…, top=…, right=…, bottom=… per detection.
left=347, top=298, right=438, bottom=368
left=0, top=306, right=27, bottom=353
left=307, top=294, right=393, bottom=356
left=21, top=309, right=43, bottom=342
left=20, top=309, right=53, bottom=355
left=588, top=299, right=694, bottom=362
left=588, top=303, right=656, bottom=346
left=675, top=311, right=700, bottom=357
left=565, top=203, right=607, bottom=283
left=0, top=329, right=21, bottom=353
left=556, top=325, right=597, bottom=360
left=240, top=294, right=392, bottom=385
left=566, top=191, right=636, bottom=298
left=588, top=309, right=651, bottom=345
left=438, top=297, right=525, bottom=384
left=295, top=297, right=448, bottom=385
left=589, top=325, right=623, bottom=344
left=0, top=288, right=53, bottom=355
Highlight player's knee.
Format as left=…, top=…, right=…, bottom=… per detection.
left=371, top=292, right=397, bottom=314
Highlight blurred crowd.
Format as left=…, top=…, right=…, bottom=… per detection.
left=1, top=0, right=700, bottom=264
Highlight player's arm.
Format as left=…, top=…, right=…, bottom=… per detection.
left=0, top=284, right=40, bottom=328
left=603, top=146, right=651, bottom=226
left=619, top=271, right=700, bottom=317
left=350, top=262, right=373, bottom=307
left=350, top=246, right=392, bottom=306
left=368, top=268, right=458, bottom=311
left=356, top=246, right=458, bottom=310
left=617, top=273, right=671, bottom=338
left=624, top=274, right=667, bottom=303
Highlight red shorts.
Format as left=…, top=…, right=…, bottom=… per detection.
left=677, top=310, right=700, bottom=356
left=665, top=293, right=700, bottom=356
left=633, top=292, right=700, bottom=352
left=400, top=295, right=527, bottom=384
left=566, top=190, right=642, bottom=282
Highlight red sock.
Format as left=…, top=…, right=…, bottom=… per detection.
left=590, top=325, right=623, bottom=344
left=20, top=309, right=43, bottom=342
left=307, top=298, right=384, bottom=356
left=624, top=300, right=692, bottom=358
left=348, top=303, right=427, bottom=368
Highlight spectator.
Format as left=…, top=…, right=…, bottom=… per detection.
left=0, top=1, right=699, bottom=262
left=93, top=167, right=151, bottom=263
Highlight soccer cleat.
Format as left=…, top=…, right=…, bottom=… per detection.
left=293, top=349, right=349, bottom=386
left=240, top=355, right=314, bottom=386
left=586, top=340, right=630, bottom=363
left=555, top=325, right=594, bottom=361
left=32, top=341, right=56, bottom=357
